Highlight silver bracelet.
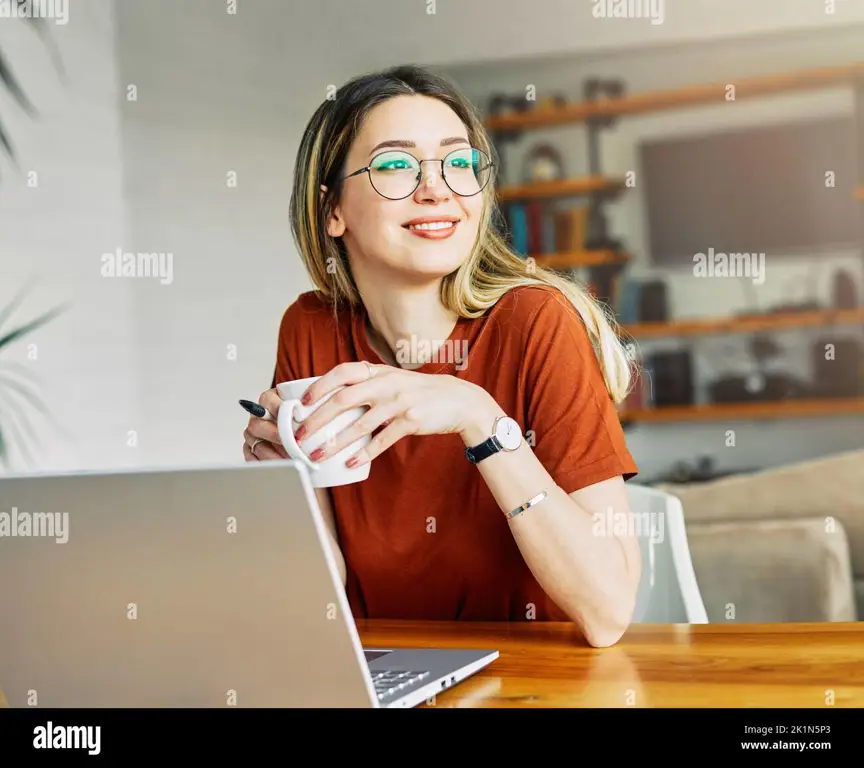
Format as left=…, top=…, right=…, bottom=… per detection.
left=506, top=490, right=547, bottom=520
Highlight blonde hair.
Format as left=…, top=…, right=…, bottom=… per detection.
left=289, top=65, right=634, bottom=403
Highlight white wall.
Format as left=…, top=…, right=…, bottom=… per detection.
left=0, top=1, right=141, bottom=474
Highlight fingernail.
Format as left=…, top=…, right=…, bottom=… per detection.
left=309, top=448, right=324, bottom=461
left=294, top=425, right=306, bottom=440
left=301, top=391, right=311, bottom=405
left=345, top=457, right=358, bottom=468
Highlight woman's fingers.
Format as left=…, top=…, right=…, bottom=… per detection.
left=259, top=388, right=283, bottom=418
left=243, top=428, right=289, bottom=460
left=241, top=387, right=292, bottom=462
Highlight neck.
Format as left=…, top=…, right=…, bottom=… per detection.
left=353, top=273, right=458, bottom=370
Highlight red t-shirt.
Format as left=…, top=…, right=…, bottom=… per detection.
left=271, top=284, right=638, bottom=621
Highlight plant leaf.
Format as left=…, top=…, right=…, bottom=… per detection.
left=0, top=303, right=69, bottom=351
left=0, top=116, right=16, bottom=164
left=0, top=276, right=38, bottom=332
left=0, top=388, right=38, bottom=468
left=0, top=47, right=36, bottom=116
left=0, top=359, right=40, bottom=383
left=0, top=370, right=48, bottom=416
left=22, top=16, right=65, bottom=82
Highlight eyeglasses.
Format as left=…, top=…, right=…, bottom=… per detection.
left=339, top=147, right=494, bottom=200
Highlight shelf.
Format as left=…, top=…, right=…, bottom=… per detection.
left=622, top=308, right=864, bottom=339
left=533, top=250, right=630, bottom=269
left=619, top=397, right=864, bottom=424
left=485, top=62, right=864, bottom=131
left=497, top=176, right=625, bottom=202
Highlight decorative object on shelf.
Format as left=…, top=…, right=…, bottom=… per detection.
left=645, top=350, right=694, bottom=407
left=615, top=278, right=641, bottom=324
left=832, top=268, right=858, bottom=308
left=811, top=337, right=863, bottom=398
left=637, top=280, right=668, bottom=322
left=487, top=93, right=533, bottom=120
left=554, top=205, right=588, bottom=252
left=583, top=77, right=626, bottom=254
left=521, top=142, right=564, bottom=183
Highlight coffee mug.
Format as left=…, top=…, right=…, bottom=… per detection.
left=276, top=376, right=371, bottom=488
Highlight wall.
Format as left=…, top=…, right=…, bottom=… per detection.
left=0, top=1, right=141, bottom=473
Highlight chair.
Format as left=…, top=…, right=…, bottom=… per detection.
left=626, top=484, right=709, bottom=624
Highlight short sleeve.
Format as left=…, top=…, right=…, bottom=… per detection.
left=522, top=289, right=638, bottom=493
left=270, top=305, right=300, bottom=389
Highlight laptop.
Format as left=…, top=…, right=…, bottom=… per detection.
left=0, top=460, right=498, bottom=708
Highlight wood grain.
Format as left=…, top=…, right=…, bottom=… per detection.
left=356, top=620, right=864, bottom=708
left=2, top=622, right=859, bottom=708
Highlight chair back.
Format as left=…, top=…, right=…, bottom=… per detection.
left=627, top=484, right=708, bottom=623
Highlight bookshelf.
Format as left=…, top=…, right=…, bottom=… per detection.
left=485, top=62, right=864, bottom=424
left=622, top=308, right=864, bottom=340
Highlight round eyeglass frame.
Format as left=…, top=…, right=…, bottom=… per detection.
left=338, top=147, right=495, bottom=200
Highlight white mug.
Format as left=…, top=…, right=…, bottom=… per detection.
left=276, top=376, right=372, bottom=488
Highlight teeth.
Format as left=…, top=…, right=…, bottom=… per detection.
left=408, top=221, right=456, bottom=230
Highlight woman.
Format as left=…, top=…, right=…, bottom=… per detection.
left=243, top=64, right=640, bottom=647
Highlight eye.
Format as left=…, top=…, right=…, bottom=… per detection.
left=377, top=158, right=413, bottom=172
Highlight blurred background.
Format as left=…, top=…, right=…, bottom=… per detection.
left=1, top=1, right=862, bottom=621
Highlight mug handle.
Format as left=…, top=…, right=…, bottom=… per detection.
left=278, top=398, right=319, bottom=472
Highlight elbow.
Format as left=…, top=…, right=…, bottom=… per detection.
left=583, top=617, right=630, bottom=648
left=580, top=592, right=637, bottom=648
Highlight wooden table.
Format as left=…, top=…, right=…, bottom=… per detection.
left=356, top=619, right=864, bottom=707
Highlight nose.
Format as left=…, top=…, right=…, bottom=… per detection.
left=415, top=161, right=449, bottom=199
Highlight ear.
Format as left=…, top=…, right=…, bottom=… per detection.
left=319, top=184, right=345, bottom=237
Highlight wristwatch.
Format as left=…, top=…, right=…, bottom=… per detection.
left=465, top=415, right=523, bottom=464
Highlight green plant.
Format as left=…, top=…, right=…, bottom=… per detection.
left=0, top=280, right=68, bottom=466
left=1, top=16, right=66, bottom=467
left=0, top=15, right=63, bottom=172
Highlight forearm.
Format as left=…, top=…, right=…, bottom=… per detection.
left=459, top=387, right=638, bottom=647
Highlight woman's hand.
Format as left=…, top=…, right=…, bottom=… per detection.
left=295, top=361, right=497, bottom=467
left=242, top=387, right=291, bottom=461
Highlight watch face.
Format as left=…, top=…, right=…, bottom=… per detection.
left=495, top=417, right=522, bottom=451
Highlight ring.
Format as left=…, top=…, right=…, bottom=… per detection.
left=250, top=439, right=264, bottom=457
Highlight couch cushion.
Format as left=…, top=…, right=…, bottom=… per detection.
left=686, top=517, right=856, bottom=622
left=653, top=448, right=864, bottom=578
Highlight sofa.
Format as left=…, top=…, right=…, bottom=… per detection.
left=650, top=448, right=863, bottom=623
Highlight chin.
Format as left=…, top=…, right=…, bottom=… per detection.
left=401, top=248, right=468, bottom=279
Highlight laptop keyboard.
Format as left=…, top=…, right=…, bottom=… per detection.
left=370, top=669, right=431, bottom=700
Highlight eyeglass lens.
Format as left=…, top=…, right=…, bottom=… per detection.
left=368, top=148, right=491, bottom=199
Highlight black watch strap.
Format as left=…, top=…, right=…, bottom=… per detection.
left=465, top=436, right=502, bottom=464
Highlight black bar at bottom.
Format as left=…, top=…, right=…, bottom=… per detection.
left=0, top=706, right=856, bottom=759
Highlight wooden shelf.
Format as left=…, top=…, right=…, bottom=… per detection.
left=622, top=308, right=864, bottom=339
left=533, top=250, right=630, bottom=269
left=497, top=176, right=625, bottom=202
left=485, top=62, right=864, bottom=131
left=619, top=397, right=864, bottom=424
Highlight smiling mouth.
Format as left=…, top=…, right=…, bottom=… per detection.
left=403, top=221, right=459, bottom=231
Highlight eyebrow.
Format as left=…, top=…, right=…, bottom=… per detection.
left=367, top=137, right=469, bottom=157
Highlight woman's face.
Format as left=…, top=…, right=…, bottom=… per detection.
left=325, top=95, right=485, bottom=282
